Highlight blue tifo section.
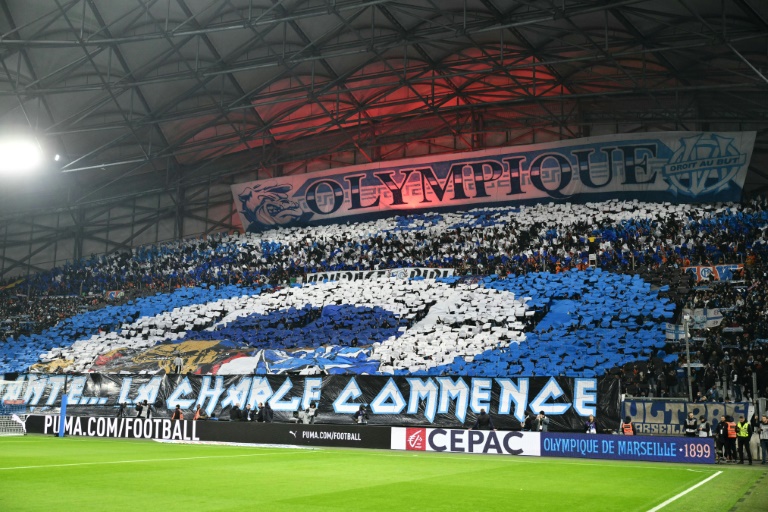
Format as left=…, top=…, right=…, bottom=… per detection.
left=0, top=285, right=261, bottom=373
left=432, top=268, right=673, bottom=378
left=181, top=304, right=404, bottom=350
left=0, top=270, right=671, bottom=377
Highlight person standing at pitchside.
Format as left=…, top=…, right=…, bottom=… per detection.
left=725, top=415, right=738, bottom=463
left=585, top=414, right=597, bottom=434
left=684, top=412, right=697, bottom=437
left=736, top=415, right=753, bottom=465
left=469, top=409, right=496, bottom=431
left=135, top=400, right=152, bottom=419
left=758, top=415, right=768, bottom=465
left=620, top=416, right=636, bottom=435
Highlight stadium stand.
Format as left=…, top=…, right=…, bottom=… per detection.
left=1, top=198, right=767, bottom=401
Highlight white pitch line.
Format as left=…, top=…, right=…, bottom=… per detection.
left=0, top=450, right=306, bottom=471
left=646, top=471, right=722, bottom=512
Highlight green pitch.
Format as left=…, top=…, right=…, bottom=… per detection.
left=0, top=436, right=764, bottom=511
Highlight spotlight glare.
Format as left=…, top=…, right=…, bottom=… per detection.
left=0, top=138, right=43, bottom=175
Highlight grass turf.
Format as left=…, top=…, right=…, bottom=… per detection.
left=0, top=436, right=764, bottom=511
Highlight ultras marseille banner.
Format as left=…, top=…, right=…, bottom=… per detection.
left=1, top=374, right=619, bottom=431
left=231, top=132, right=755, bottom=231
left=622, top=399, right=752, bottom=436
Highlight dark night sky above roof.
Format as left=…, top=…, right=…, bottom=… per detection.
left=0, top=0, right=767, bottom=214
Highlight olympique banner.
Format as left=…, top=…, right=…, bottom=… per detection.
left=540, top=433, right=715, bottom=464
left=391, top=427, right=540, bottom=456
left=622, top=400, right=753, bottom=436
left=231, top=131, right=755, bottom=232
left=683, top=264, right=743, bottom=282
left=3, top=374, right=620, bottom=431
left=305, top=267, right=454, bottom=283
left=27, top=415, right=392, bottom=449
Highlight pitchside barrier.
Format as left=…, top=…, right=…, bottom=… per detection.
left=26, top=415, right=714, bottom=464
left=27, top=415, right=392, bottom=449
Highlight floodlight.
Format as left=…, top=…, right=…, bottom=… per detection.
left=0, top=137, right=43, bottom=175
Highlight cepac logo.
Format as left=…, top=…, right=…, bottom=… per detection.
left=662, top=134, right=746, bottom=196
left=406, top=428, right=426, bottom=451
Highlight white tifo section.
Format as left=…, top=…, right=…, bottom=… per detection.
left=248, top=199, right=714, bottom=255
left=390, top=427, right=541, bottom=456
left=40, top=278, right=530, bottom=374
left=371, top=286, right=528, bottom=374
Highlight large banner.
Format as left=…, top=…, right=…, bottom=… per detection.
left=682, top=307, right=725, bottom=329
left=665, top=308, right=726, bottom=340
left=3, top=374, right=620, bottom=431
left=684, top=264, right=743, bottom=282
left=304, top=268, right=454, bottom=283
left=231, top=132, right=755, bottom=231
left=622, top=399, right=753, bottom=436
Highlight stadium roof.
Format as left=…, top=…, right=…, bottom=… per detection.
left=0, top=0, right=766, bottom=267
left=1, top=1, right=768, bottom=202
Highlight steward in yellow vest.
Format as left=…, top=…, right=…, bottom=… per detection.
left=736, top=415, right=753, bottom=465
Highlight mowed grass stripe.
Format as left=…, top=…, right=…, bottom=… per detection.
left=0, top=450, right=312, bottom=470
left=0, top=436, right=760, bottom=512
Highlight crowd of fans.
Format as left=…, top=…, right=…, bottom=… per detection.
left=1, top=197, right=767, bottom=400
left=0, top=296, right=87, bottom=342
left=3, top=198, right=768, bottom=299
left=616, top=265, right=768, bottom=401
